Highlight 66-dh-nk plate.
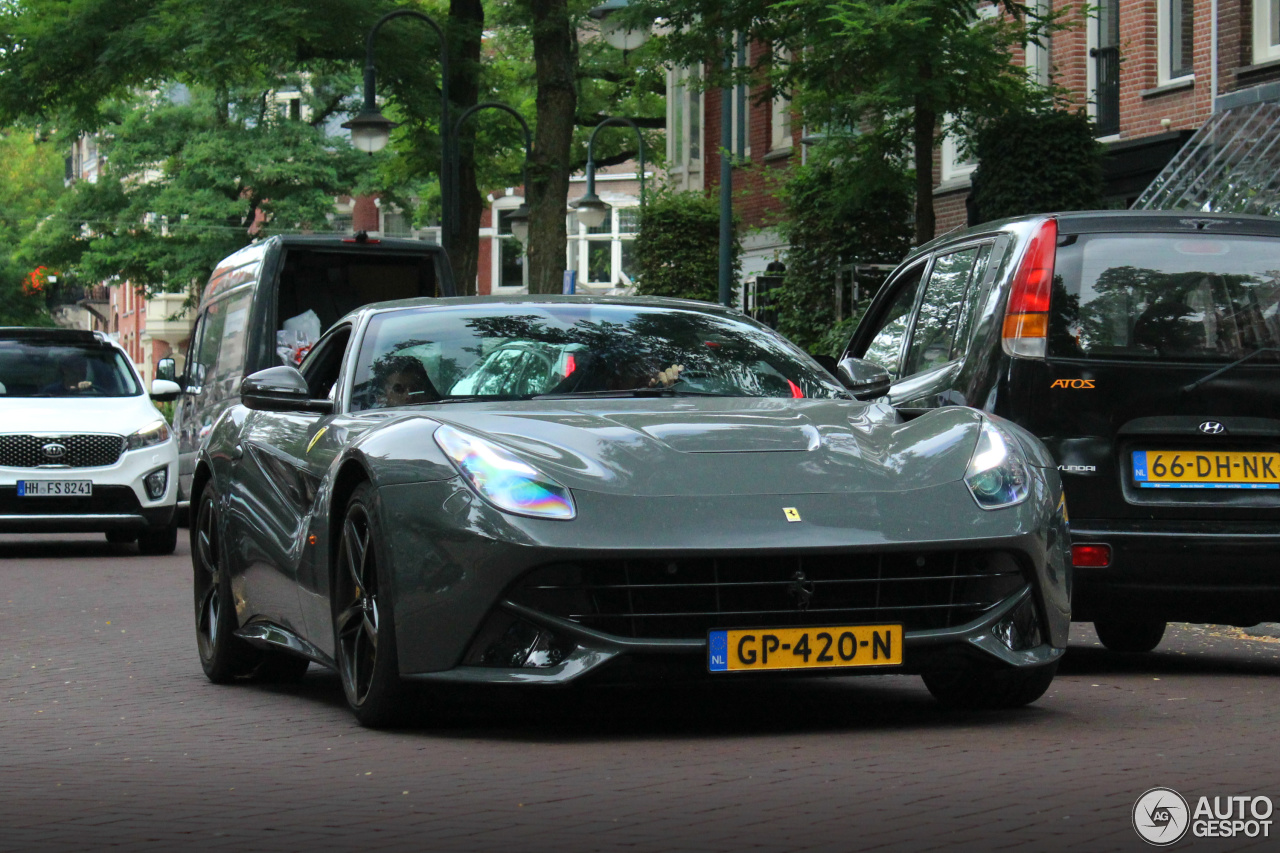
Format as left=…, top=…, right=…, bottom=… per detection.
left=708, top=624, right=903, bottom=672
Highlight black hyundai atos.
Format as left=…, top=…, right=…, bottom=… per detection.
left=843, top=210, right=1280, bottom=652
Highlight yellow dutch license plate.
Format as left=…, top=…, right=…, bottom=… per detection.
left=708, top=624, right=903, bottom=672
left=1132, top=450, right=1280, bottom=490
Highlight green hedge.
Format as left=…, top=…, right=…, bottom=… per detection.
left=970, top=109, right=1104, bottom=222
left=633, top=190, right=739, bottom=304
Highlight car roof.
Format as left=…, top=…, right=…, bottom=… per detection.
left=0, top=327, right=115, bottom=347
left=907, top=209, right=1280, bottom=261
left=336, top=294, right=747, bottom=327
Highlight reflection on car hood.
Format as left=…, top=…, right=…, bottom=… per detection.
left=429, top=397, right=982, bottom=497
left=0, top=396, right=163, bottom=437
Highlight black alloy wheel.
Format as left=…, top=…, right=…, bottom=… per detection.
left=1093, top=617, right=1166, bottom=654
left=922, top=661, right=1058, bottom=710
left=192, top=486, right=257, bottom=682
left=333, top=483, right=404, bottom=727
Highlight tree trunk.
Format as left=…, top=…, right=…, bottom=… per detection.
left=447, top=0, right=484, bottom=296
left=527, top=0, right=577, bottom=294
left=912, top=81, right=936, bottom=246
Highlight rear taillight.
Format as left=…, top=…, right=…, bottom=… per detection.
left=1002, top=218, right=1058, bottom=358
left=1071, top=543, right=1111, bottom=568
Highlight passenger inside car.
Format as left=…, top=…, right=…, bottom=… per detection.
left=376, top=356, right=437, bottom=407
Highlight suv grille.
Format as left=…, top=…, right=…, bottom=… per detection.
left=0, top=434, right=126, bottom=469
left=508, top=551, right=1027, bottom=640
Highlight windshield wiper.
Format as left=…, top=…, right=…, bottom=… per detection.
left=1182, top=347, right=1280, bottom=394
left=531, top=387, right=726, bottom=400
left=430, top=394, right=536, bottom=404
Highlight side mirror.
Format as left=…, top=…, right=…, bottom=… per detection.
left=150, top=379, right=182, bottom=403
left=241, top=366, right=333, bottom=414
left=155, top=357, right=177, bottom=382
left=836, top=357, right=892, bottom=401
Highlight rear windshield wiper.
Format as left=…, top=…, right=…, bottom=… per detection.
left=1182, top=347, right=1280, bottom=393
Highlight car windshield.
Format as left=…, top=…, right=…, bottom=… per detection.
left=350, top=302, right=847, bottom=410
left=0, top=340, right=141, bottom=397
left=1049, top=234, right=1280, bottom=362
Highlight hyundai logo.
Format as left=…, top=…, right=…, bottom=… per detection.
left=41, top=442, right=67, bottom=460
left=1199, top=421, right=1227, bottom=435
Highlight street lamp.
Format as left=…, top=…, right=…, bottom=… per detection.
left=452, top=101, right=534, bottom=245
left=588, top=0, right=652, bottom=52
left=590, top=0, right=735, bottom=307
left=570, top=116, right=647, bottom=231
left=345, top=10, right=454, bottom=247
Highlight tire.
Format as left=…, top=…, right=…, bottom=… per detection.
left=923, top=661, right=1058, bottom=710
left=138, top=521, right=179, bottom=555
left=1094, top=618, right=1166, bottom=653
left=192, top=486, right=260, bottom=683
left=105, top=531, right=137, bottom=544
left=333, top=483, right=405, bottom=728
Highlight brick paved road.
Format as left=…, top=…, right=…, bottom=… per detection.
left=3, top=533, right=1280, bottom=853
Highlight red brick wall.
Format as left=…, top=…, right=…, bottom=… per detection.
left=477, top=203, right=494, bottom=296
left=704, top=45, right=803, bottom=231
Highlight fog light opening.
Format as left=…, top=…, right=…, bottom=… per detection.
left=993, top=596, right=1043, bottom=652
left=144, top=467, right=168, bottom=501
left=1071, top=543, right=1111, bottom=568
left=463, top=610, right=576, bottom=669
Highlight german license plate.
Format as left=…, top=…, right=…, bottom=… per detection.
left=1132, top=451, right=1280, bottom=489
left=708, top=624, right=903, bottom=672
left=16, top=480, right=93, bottom=497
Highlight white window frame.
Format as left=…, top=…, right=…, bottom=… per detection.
left=491, top=194, right=528, bottom=293
left=666, top=66, right=704, bottom=191
left=1024, top=0, right=1051, bottom=88
left=1157, top=0, right=1195, bottom=85
left=770, top=49, right=793, bottom=153
left=567, top=202, right=640, bottom=290
left=1254, top=0, right=1280, bottom=64
left=940, top=125, right=977, bottom=184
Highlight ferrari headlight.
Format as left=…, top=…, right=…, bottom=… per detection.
left=126, top=420, right=171, bottom=451
left=964, top=419, right=1030, bottom=510
left=434, top=424, right=576, bottom=520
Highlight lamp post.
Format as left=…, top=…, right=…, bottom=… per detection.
left=343, top=10, right=454, bottom=249
left=589, top=1, right=735, bottom=306
left=570, top=116, right=647, bottom=231
left=452, top=102, right=534, bottom=244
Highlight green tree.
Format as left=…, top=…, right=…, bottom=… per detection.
left=0, top=128, right=63, bottom=325
left=631, top=0, right=1060, bottom=244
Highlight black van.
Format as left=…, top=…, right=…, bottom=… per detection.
left=843, top=211, right=1280, bottom=652
left=164, top=235, right=454, bottom=516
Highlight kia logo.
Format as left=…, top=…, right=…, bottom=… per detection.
left=42, top=442, right=67, bottom=459
left=1199, top=421, right=1226, bottom=435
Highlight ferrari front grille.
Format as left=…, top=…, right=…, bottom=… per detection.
left=0, top=434, right=125, bottom=468
left=509, top=551, right=1028, bottom=640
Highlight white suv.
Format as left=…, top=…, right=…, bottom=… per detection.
left=0, top=328, right=181, bottom=554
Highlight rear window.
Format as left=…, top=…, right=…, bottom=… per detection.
left=1050, top=234, right=1280, bottom=362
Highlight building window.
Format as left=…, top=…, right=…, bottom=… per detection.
left=568, top=204, right=639, bottom=288
left=940, top=121, right=977, bottom=185
left=1024, top=0, right=1052, bottom=87
left=731, top=35, right=751, bottom=161
left=1254, top=0, right=1280, bottom=64
left=493, top=204, right=526, bottom=291
left=1089, top=0, right=1121, bottom=137
left=1159, top=0, right=1194, bottom=83
left=667, top=67, right=703, bottom=190
left=381, top=210, right=412, bottom=237
left=770, top=49, right=793, bottom=152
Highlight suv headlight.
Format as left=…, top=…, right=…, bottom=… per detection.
left=964, top=419, right=1030, bottom=510
left=126, top=420, right=171, bottom=451
left=434, top=424, right=576, bottom=520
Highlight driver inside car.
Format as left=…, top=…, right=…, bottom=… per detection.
left=378, top=356, right=437, bottom=407
left=42, top=354, right=96, bottom=395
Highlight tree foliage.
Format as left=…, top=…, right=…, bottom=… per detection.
left=633, top=190, right=739, bottom=305
left=774, top=136, right=913, bottom=355
left=0, top=129, right=63, bottom=325
left=970, top=108, right=1104, bottom=223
